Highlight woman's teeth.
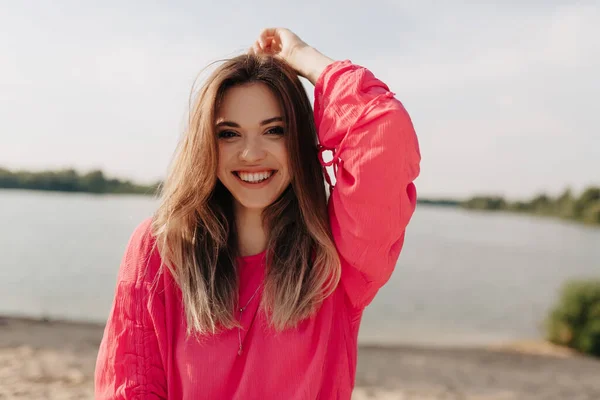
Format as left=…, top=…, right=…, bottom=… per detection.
left=237, top=171, right=274, bottom=183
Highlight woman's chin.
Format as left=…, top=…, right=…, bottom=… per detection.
left=232, top=196, right=277, bottom=212
left=228, top=183, right=290, bottom=212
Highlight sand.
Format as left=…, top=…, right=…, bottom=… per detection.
left=1, top=316, right=599, bottom=400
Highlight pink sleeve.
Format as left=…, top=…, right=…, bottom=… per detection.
left=95, top=218, right=168, bottom=399
left=314, top=60, right=421, bottom=311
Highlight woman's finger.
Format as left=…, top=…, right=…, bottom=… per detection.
left=259, top=28, right=278, bottom=42
left=253, top=28, right=287, bottom=55
left=259, top=28, right=282, bottom=48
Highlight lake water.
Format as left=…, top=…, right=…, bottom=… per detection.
left=1, top=189, right=598, bottom=346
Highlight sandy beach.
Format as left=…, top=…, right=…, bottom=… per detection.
left=1, top=316, right=599, bottom=400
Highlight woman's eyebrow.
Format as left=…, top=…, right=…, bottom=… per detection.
left=215, top=116, right=283, bottom=128
left=259, top=116, right=283, bottom=126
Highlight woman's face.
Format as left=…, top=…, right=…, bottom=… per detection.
left=216, top=82, right=291, bottom=211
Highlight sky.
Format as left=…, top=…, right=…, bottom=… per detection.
left=1, top=0, right=598, bottom=199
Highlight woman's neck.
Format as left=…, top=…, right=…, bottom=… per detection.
left=234, top=203, right=267, bottom=257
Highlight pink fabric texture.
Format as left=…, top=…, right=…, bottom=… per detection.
left=94, top=60, right=421, bottom=399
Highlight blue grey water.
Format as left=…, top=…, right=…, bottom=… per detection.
left=1, top=189, right=598, bottom=346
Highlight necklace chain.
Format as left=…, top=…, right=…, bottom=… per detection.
left=237, top=284, right=262, bottom=356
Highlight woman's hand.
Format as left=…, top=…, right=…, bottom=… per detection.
left=249, top=28, right=334, bottom=85
left=249, top=28, right=307, bottom=66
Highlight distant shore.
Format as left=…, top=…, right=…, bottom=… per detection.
left=1, top=315, right=599, bottom=399
left=0, top=167, right=160, bottom=196
left=2, top=166, right=598, bottom=226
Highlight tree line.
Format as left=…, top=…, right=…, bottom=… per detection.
left=459, top=186, right=600, bottom=225
left=0, top=167, right=160, bottom=195
left=2, top=167, right=598, bottom=225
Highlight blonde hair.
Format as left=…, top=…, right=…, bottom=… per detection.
left=151, top=54, right=340, bottom=336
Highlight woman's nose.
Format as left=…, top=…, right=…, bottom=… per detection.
left=239, top=138, right=267, bottom=163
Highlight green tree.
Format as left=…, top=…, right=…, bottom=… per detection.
left=462, top=196, right=507, bottom=210
left=80, top=170, right=107, bottom=193
left=582, top=202, right=600, bottom=225
left=556, top=188, right=575, bottom=218
left=0, top=168, right=19, bottom=188
left=530, top=193, right=552, bottom=214
left=574, top=187, right=600, bottom=218
left=546, top=279, right=600, bottom=357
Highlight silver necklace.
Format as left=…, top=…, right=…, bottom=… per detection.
left=237, top=284, right=262, bottom=356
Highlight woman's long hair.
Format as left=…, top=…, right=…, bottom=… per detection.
left=151, top=54, right=341, bottom=336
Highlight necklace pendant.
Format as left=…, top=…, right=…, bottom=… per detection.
left=236, top=283, right=261, bottom=357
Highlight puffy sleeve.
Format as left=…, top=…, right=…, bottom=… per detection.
left=314, top=60, right=421, bottom=311
left=95, top=218, right=168, bottom=399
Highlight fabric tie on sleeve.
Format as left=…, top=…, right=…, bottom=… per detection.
left=317, top=90, right=397, bottom=193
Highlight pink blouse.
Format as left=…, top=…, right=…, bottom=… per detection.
left=95, top=59, right=421, bottom=399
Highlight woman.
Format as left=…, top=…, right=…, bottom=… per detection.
left=95, top=28, right=420, bottom=399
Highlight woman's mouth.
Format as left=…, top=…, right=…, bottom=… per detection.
left=233, top=170, right=276, bottom=184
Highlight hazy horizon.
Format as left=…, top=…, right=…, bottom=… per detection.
left=1, top=1, right=598, bottom=199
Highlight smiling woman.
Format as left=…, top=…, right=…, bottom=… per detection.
left=94, top=28, right=421, bottom=399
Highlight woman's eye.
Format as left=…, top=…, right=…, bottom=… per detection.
left=266, top=126, right=285, bottom=136
left=218, top=130, right=238, bottom=139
